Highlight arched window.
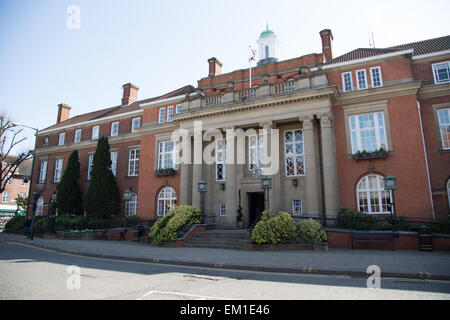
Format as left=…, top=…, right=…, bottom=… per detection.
left=36, top=197, right=44, bottom=216
left=157, top=187, right=177, bottom=217
left=265, top=45, right=269, bottom=59
left=356, top=174, right=392, bottom=214
left=125, top=193, right=137, bottom=216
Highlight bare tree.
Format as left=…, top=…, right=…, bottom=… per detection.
left=0, top=112, right=33, bottom=194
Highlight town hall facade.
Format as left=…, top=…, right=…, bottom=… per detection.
left=28, top=27, right=450, bottom=228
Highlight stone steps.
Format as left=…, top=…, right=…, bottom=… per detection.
left=184, top=230, right=251, bottom=250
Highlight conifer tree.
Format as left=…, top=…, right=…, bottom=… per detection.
left=56, top=150, right=83, bottom=216
left=85, top=137, right=120, bottom=219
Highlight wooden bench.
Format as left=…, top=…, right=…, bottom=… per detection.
left=351, top=230, right=395, bottom=250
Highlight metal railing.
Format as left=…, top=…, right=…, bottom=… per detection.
left=291, top=214, right=450, bottom=234
left=249, top=212, right=263, bottom=232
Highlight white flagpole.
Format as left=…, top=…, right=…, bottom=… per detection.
left=249, top=45, right=252, bottom=89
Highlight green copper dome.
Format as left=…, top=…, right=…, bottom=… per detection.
left=259, top=24, right=275, bottom=39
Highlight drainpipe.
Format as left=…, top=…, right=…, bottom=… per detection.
left=417, top=100, right=435, bottom=219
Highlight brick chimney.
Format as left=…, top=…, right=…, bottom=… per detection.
left=320, top=29, right=334, bottom=63
left=57, top=103, right=71, bottom=124
left=122, top=83, right=139, bottom=105
left=208, top=57, right=222, bottom=77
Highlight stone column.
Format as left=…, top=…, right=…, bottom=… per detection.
left=300, top=115, right=320, bottom=216
left=191, top=130, right=203, bottom=209
left=318, top=112, right=339, bottom=218
left=224, top=126, right=237, bottom=228
left=179, top=133, right=192, bottom=205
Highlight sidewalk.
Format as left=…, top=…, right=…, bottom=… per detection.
left=1, top=232, right=449, bottom=280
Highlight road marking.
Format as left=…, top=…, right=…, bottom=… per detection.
left=136, top=290, right=234, bottom=300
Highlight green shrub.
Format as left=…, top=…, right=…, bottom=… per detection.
left=4, top=216, right=26, bottom=233
left=337, top=207, right=410, bottom=231
left=297, top=218, right=330, bottom=243
left=337, top=208, right=373, bottom=230
left=251, top=211, right=297, bottom=244
left=123, top=215, right=139, bottom=227
left=149, top=205, right=203, bottom=245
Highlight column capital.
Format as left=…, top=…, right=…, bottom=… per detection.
left=317, top=112, right=333, bottom=128
left=299, top=115, right=314, bottom=130
left=259, top=120, right=273, bottom=129
left=223, top=125, right=235, bottom=131
left=193, top=130, right=203, bottom=140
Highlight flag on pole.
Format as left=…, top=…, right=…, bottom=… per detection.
left=248, top=46, right=257, bottom=89
left=249, top=48, right=257, bottom=63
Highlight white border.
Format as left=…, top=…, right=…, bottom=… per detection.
left=431, top=60, right=450, bottom=84
left=341, top=71, right=353, bottom=92
left=356, top=69, right=368, bottom=90
left=369, top=66, right=383, bottom=88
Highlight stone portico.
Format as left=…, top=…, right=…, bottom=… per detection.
left=175, top=78, right=340, bottom=229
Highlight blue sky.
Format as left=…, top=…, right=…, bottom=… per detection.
left=1, top=0, right=449, bottom=153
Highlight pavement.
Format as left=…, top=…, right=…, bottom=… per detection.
left=1, top=232, right=449, bottom=281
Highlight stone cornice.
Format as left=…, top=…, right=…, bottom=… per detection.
left=175, top=86, right=338, bottom=122
left=335, top=81, right=422, bottom=105
left=137, top=121, right=178, bottom=135
left=35, top=133, right=141, bottom=156
left=418, top=82, right=450, bottom=100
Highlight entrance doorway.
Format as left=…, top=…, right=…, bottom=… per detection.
left=248, top=192, right=265, bottom=227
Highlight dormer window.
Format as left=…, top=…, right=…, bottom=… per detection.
left=74, top=129, right=82, bottom=143
left=370, top=67, right=383, bottom=87
left=58, top=132, right=65, bottom=146
left=432, top=61, right=450, bottom=84
left=158, top=108, right=165, bottom=124
left=342, top=72, right=353, bottom=92
left=92, top=125, right=99, bottom=140
left=131, top=117, right=140, bottom=133
left=356, top=69, right=368, bottom=90
left=111, top=122, right=119, bottom=136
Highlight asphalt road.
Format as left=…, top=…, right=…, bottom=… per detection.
left=0, top=241, right=449, bottom=300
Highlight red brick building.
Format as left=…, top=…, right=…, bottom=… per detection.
left=28, top=27, right=450, bottom=224
left=1, top=157, right=31, bottom=216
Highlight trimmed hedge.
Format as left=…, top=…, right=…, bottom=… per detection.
left=4, top=215, right=153, bottom=233
left=251, top=211, right=297, bottom=244
left=296, top=219, right=330, bottom=243
left=4, top=216, right=26, bottom=233
left=149, top=205, right=203, bottom=245
left=337, top=207, right=410, bottom=231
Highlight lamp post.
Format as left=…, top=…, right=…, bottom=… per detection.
left=123, top=188, right=132, bottom=228
left=384, top=173, right=398, bottom=231
left=197, top=180, right=207, bottom=222
left=261, top=176, right=272, bottom=211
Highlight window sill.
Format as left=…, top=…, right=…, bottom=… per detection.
left=438, top=148, right=450, bottom=153
left=351, top=150, right=391, bottom=161
left=154, top=168, right=178, bottom=177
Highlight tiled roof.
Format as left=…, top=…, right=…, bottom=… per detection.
left=326, top=35, right=450, bottom=65
left=41, top=85, right=194, bottom=132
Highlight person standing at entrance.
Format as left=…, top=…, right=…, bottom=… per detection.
left=29, top=217, right=34, bottom=240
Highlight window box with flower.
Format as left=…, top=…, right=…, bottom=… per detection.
left=154, top=168, right=178, bottom=177
left=351, top=148, right=390, bottom=161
